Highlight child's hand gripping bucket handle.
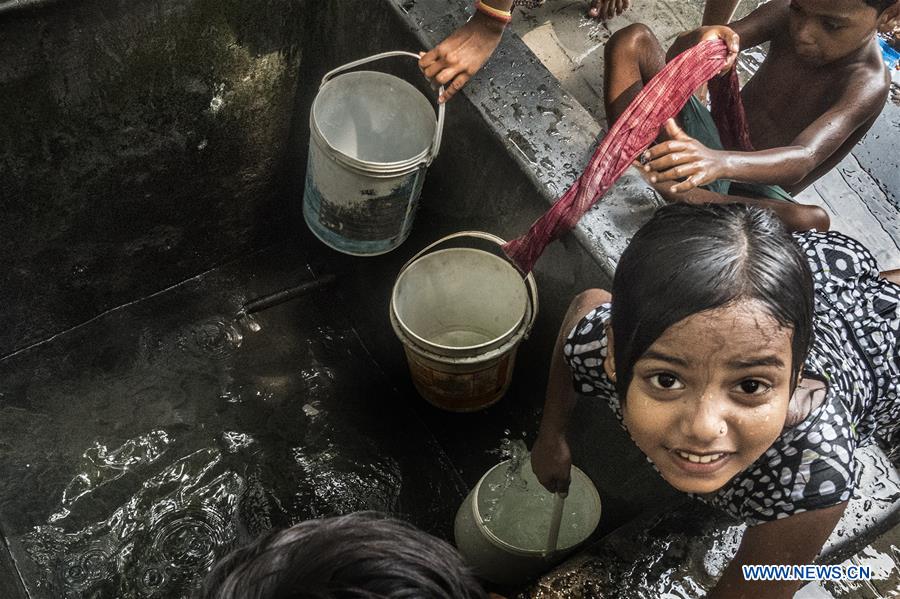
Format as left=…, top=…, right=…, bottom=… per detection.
left=320, top=51, right=446, bottom=166
left=397, top=231, right=539, bottom=340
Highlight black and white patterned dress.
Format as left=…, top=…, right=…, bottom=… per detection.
left=564, top=231, right=900, bottom=525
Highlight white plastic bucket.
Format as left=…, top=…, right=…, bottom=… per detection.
left=454, top=459, right=601, bottom=586
left=303, top=51, right=446, bottom=256
left=389, top=232, right=538, bottom=411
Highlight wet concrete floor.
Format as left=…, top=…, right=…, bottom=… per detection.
left=798, top=523, right=900, bottom=599
left=0, top=240, right=467, bottom=598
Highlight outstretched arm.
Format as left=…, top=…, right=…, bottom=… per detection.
left=418, top=1, right=511, bottom=103
left=419, top=0, right=644, bottom=102
left=647, top=175, right=830, bottom=232
left=709, top=502, right=847, bottom=599
left=644, top=59, right=888, bottom=192
left=531, top=290, right=611, bottom=494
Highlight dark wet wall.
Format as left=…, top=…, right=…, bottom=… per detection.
left=0, top=0, right=307, bottom=357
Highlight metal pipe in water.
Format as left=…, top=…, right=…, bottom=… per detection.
left=242, top=274, right=337, bottom=315
left=545, top=491, right=567, bottom=556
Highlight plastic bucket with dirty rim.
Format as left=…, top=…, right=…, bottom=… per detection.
left=389, top=231, right=538, bottom=411
left=303, top=51, right=446, bottom=256
left=454, top=459, right=601, bottom=586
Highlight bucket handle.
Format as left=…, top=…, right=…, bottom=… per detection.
left=400, top=231, right=539, bottom=336
left=320, top=50, right=446, bottom=166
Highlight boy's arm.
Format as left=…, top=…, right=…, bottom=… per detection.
left=702, top=0, right=741, bottom=26
left=708, top=502, right=847, bottom=599
left=645, top=68, right=889, bottom=191
left=667, top=0, right=788, bottom=60
left=649, top=180, right=830, bottom=232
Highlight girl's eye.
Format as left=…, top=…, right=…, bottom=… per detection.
left=737, top=379, right=771, bottom=395
left=650, top=373, right=684, bottom=390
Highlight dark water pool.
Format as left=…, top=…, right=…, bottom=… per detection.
left=0, top=243, right=466, bottom=597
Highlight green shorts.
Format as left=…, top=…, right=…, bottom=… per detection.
left=678, top=96, right=795, bottom=203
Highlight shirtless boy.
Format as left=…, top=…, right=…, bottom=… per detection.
left=604, top=0, right=896, bottom=231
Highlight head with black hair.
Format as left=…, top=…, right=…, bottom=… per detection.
left=604, top=203, right=814, bottom=494
left=865, top=0, right=897, bottom=13
left=200, top=512, right=487, bottom=599
left=786, top=0, right=897, bottom=66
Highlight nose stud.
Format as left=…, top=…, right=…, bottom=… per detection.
left=719, top=425, right=726, bottom=436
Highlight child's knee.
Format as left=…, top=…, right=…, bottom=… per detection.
left=570, top=289, right=611, bottom=319
left=560, top=289, right=609, bottom=337
left=797, top=204, right=830, bottom=232
left=606, top=23, right=655, bottom=57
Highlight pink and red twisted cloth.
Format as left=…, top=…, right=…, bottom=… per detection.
left=502, top=39, right=753, bottom=274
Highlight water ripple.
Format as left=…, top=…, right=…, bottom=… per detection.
left=58, top=430, right=173, bottom=511
left=177, top=318, right=243, bottom=359
left=24, top=437, right=242, bottom=598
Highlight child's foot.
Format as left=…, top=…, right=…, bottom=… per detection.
left=587, top=0, right=631, bottom=21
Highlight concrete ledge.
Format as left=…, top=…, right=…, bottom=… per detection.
left=394, top=0, right=662, bottom=281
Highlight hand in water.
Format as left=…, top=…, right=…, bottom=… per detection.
left=530, top=431, right=572, bottom=494
left=419, top=13, right=505, bottom=103
left=697, top=25, right=740, bottom=75
left=587, top=0, right=631, bottom=21
left=641, top=119, right=729, bottom=194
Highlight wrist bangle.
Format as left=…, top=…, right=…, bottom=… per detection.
left=475, top=1, right=513, bottom=24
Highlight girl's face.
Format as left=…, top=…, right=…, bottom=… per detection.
left=611, top=300, right=794, bottom=495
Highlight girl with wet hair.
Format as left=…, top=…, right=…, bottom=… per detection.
left=199, top=512, right=489, bottom=599
left=531, top=203, right=900, bottom=598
